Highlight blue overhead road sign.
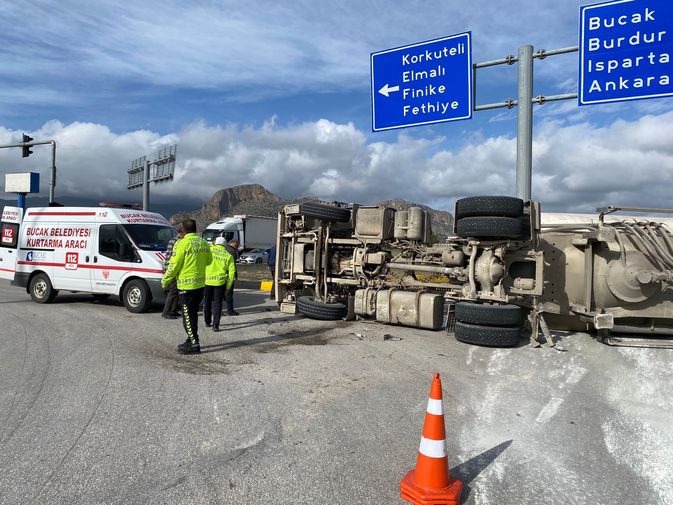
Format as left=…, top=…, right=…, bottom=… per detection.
left=371, top=32, right=473, bottom=131
left=579, top=0, right=673, bottom=106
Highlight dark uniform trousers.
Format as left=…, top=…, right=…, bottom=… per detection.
left=203, top=285, right=226, bottom=327
left=179, top=287, right=204, bottom=344
left=162, top=280, right=179, bottom=316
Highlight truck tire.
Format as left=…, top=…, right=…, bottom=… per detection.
left=298, top=202, right=351, bottom=223
left=123, top=279, right=152, bottom=313
left=30, top=273, right=58, bottom=303
left=296, top=296, right=347, bottom=320
left=455, top=302, right=522, bottom=326
left=455, top=196, right=524, bottom=219
left=454, top=321, right=521, bottom=347
left=456, top=216, right=523, bottom=239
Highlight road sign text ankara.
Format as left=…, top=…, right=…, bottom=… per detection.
left=371, top=32, right=473, bottom=131
left=579, top=0, right=673, bottom=105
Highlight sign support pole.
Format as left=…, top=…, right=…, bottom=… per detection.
left=143, top=159, right=150, bottom=211
left=516, top=45, right=534, bottom=201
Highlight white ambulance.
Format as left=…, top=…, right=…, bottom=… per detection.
left=0, top=205, right=177, bottom=312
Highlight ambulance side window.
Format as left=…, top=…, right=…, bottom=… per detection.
left=1, top=223, right=19, bottom=249
left=99, top=224, right=135, bottom=262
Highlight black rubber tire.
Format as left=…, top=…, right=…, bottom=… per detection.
left=455, top=302, right=522, bottom=326
left=255, top=258, right=263, bottom=264
left=29, top=273, right=57, bottom=304
left=454, top=321, right=521, bottom=347
left=122, top=279, right=152, bottom=313
left=298, top=202, right=351, bottom=223
left=296, top=296, right=347, bottom=320
left=456, top=216, right=523, bottom=239
left=455, top=196, right=524, bottom=219
left=92, top=293, right=111, bottom=300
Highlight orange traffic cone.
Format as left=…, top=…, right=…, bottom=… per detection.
left=400, top=373, right=463, bottom=505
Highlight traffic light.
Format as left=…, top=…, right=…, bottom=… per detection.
left=22, top=134, right=33, bottom=158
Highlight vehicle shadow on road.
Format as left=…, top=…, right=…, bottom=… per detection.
left=199, top=325, right=335, bottom=354
left=450, top=440, right=513, bottom=502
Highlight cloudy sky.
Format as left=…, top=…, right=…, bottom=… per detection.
left=1, top=0, right=672, bottom=214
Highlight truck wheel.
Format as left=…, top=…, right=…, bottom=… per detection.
left=455, top=302, right=522, bottom=326
left=456, top=216, right=523, bottom=239
left=123, top=279, right=152, bottom=313
left=455, top=196, right=524, bottom=219
left=298, top=202, right=351, bottom=223
left=296, top=296, right=347, bottom=320
left=454, top=321, right=521, bottom=347
left=30, top=273, right=58, bottom=303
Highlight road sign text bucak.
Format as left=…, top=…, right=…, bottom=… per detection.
left=371, top=33, right=472, bottom=131
left=579, top=0, right=673, bottom=105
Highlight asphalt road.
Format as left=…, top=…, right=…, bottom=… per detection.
left=0, top=280, right=672, bottom=505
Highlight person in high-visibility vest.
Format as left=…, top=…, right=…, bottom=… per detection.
left=161, top=219, right=212, bottom=354
left=204, top=236, right=237, bottom=331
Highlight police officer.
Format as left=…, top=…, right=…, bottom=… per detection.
left=204, top=236, right=236, bottom=331
left=161, top=219, right=212, bottom=354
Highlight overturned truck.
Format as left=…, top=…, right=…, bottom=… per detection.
left=274, top=197, right=673, bottom=348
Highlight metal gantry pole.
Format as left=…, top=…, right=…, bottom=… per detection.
left=472, top=45, right=579, bottom=201
left=143, top=159, right=150, bottom=211
left=516, top=45, right=534, bottom=201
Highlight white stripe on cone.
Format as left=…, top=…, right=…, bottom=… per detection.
left=426, top=398, right=443, bottom=416
left=418, top=436, right=447, bottom=459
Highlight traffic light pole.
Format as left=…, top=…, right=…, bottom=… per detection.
left=0, top=139, right=57, bottom=204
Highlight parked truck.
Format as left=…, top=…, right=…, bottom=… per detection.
left=202, top=215, right=278, bottom=251
left=274, top=197, right=673, bottom=348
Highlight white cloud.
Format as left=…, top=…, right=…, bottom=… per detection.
left=1, top=111, right=672, bottom=215
left=0, top=0, right=608, bottom=103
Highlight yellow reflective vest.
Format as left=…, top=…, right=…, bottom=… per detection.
left=205, top=244, right=236, bottom=288
left=161, top=233, right=212, bottom=290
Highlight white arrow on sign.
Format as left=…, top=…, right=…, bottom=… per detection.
left=378, top=83, right=400, bottom=97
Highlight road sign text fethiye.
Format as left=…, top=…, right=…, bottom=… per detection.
left=371, top=32, right=473, bottom=131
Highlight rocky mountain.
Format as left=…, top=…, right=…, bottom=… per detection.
left=170, top=184, right=454, bottom=240
left=170, top=184, right=285, bottom=230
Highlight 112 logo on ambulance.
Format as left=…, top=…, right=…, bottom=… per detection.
left=65, top=252, right=79, bottom=270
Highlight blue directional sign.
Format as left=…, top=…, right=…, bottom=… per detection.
left=579, top=0, right=673, bottom=106
left=371, top=32, right=473, bottom=131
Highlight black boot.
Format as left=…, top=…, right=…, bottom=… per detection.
left=212, top=324, right=220, bottom=332
left=177, top=340, right=201, bottom=354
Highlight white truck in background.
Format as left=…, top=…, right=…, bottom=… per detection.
left=202, top=215, right=278, bottom=251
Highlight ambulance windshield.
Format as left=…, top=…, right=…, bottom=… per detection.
left=123, top=225, right=176, bottom=251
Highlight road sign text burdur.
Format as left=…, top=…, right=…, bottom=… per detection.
left=579, top=0, right=673, bottom=105
left=371, top=33, right=473, bottom=131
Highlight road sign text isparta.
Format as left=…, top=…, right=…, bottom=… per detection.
left=401, top=43, right=466, bottom=66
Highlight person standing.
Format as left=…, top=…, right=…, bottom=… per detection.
left=161, top=228, right=184, bottom=319
left=267, top=244, right=276, bottom=300
left=224, top=239, right=240, bottom=316
left=203, top=236, right=236, bottom=331
left=162, top=219, right=212, bottom=354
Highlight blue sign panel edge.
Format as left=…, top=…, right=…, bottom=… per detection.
left=578, top=0, right=673, bottom=106
left=370, top=32, right=473, bottom=132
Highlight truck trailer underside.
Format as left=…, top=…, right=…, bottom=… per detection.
left=274, top=198, right=673, bottom=348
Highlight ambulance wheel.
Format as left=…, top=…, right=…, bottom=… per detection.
left=123, top=279, right=151, bottom=313
left=30, top=273, right=58, bottom=304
